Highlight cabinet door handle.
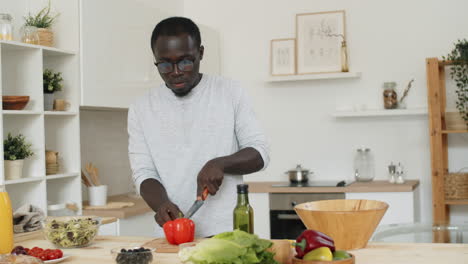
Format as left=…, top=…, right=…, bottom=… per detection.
left=277, top=214, right=300, bottom=220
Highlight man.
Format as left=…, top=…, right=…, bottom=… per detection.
left=128, top=17, right=269, bottom=237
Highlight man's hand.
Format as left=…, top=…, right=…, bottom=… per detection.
left=154, top=200, right=183, bottom=227
left=197, top=159, right=224, bottom=197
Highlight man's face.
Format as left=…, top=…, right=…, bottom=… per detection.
left=153, top=33, right=204, bottom=96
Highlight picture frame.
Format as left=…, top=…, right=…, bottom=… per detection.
left=296, top=10, right=346, bottom=74
left=270, top=38, right=296, bottom=76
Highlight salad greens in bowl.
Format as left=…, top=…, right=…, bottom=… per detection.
left=42, top=216, right=101, bottom=248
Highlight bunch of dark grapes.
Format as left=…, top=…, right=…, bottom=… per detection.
left=11, top=246, right=28, bottom=255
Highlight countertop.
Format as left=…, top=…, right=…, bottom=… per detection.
left=81, top=181, right=420, bottom=219
left=82, top=194, right=152, bottom=219
left=247, top=180, right=420, bottom=193
left=16, top=235, right=468, bottom=264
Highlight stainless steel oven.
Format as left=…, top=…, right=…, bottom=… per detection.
left=269, top=193, right=345, bottom=239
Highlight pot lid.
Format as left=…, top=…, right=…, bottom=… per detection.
left=287, top=164, right=310, bottom=173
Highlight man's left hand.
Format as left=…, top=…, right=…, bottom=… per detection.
left=197, top=159, right=224, bottom=197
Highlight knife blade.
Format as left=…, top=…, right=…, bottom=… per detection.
left=185, top=188, right=209, bottom=219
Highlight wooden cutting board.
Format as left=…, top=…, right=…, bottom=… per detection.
left=142, top=238, right=203, bottom=253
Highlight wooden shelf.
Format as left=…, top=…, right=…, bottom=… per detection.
left=46, top=172, right=80, bottom=180
left=267, top=72, right=361, bottom=82
left=5, top=176, right=45, bottom=185
left=333, top=108, right=427, bottom=118
left=445, top=199, right=468, bottom=205
left=3, top=110, right=42, bottom=115
left=441, top=130, right=468, bottom=134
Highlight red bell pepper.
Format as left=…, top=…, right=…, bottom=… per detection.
left=163, top=218, right=195, bottom=245
left=294, top=230, right=335, bottom=259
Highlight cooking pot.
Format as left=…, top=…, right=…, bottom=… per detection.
left=285, top=164, right=313, bottom=183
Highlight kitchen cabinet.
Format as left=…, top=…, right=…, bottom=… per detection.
left=98, top=220, right=120, bottom=236
left=346, top=190, right=420, bottom=225
left=80, top=0, right=220, bottom=109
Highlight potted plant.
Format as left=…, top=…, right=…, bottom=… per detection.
left=443, top=39, right=468, bottom=128
left=43, top=69, right=63, bottom=111
left=23, top=0, right=59, bottom=47
left=4, top=133, right=34, bottom=180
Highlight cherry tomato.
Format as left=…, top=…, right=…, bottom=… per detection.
left=24, top=248, right=30, bottom=254
left=48, top=252, right=58, bottom=260
left=55, top=249, right=63, bottom=258
left=38, top=253, right=48, bottom=261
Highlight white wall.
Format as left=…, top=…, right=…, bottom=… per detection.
left=78, top=0, right=184, bottom=198
left=184, top=0, right=468, bottom=223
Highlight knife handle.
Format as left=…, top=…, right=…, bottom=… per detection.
left=198, top=188, right=209, bottom=201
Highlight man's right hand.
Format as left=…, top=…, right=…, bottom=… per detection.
left=140, top=179, right=183, bottom=227
left=154, top=200, right=183, bottom=227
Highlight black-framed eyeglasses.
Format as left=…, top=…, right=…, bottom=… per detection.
left=154, top=59, right=195, bottom=74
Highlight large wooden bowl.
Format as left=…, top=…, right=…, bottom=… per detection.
left=292, top=254, right=355, bottom=264
left=294, top=199, right=388, bottom=250
left=2, top=96, right=30, bottom=110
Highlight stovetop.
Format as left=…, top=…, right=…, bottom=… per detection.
left=271, top=180, right=351, bottom=188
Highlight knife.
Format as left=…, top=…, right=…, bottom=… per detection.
left=185, top=188, right=209, bottom=219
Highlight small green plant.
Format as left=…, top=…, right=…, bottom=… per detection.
left=43, top=69, right=63, bottom=93
left=4, top=133, right=34, bottom=161
left=443, top=39, right=468, bottom=126
left=23, top=0, right=59, bottom=29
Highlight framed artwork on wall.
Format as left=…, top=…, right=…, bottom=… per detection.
left=270, top=38, right=296, bottom=76
left=296, top=10, right=346, bottom=74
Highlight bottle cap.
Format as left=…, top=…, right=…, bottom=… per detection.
left=237, top=184, right=249, bottom=194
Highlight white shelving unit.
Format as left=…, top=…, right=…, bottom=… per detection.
left=333, top=107, right=428, bottom=118
left=267, top=72, right=361, bottom=82
left=1, top=0, right=81, bottom=216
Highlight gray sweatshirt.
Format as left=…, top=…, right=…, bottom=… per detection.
left=128, top=74, right=270, bottom=237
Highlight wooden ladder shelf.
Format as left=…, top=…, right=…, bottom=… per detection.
left=426, top=58, right=468, bottom=232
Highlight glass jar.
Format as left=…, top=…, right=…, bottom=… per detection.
left=383, top=82, right=398, bottom=109
left=21, top=26, right=39, bottom=45
left=0, top=13, right=13, bottom=41
left=354, top=148, right=375, bottom=182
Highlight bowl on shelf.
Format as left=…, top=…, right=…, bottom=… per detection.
left=2, top=96, right=30, bottom=110
left=42, top=216, right=101, bottom=248
left=111, top=247, right=156, bottom=264
left=294, top=199, right=388, bottom=250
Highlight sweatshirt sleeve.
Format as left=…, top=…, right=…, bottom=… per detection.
left=128, top=105, right=162, bottom=192
left=232, top=81, right=270, bottom=170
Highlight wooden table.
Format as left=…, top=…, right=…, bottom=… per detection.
left=16, top=236, right=468, bottom=264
